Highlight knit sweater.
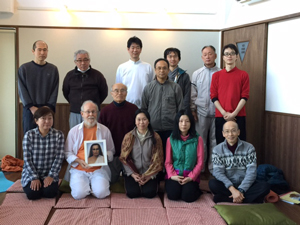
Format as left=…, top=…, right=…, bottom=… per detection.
left=63, top=66, right=108, bottom=113
left=210, top=67, right=249, bottom=117
left=99, top=101, right=138, bottom=156
left=212, top=138, right=257, bottom=192
left=18, top=61, right=59, bottom=111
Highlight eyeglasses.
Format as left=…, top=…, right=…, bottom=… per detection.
left=82, top=110, right=98, bottom=114
left=75, top=59, right=90, bottom=63
left=112, top=89, right=127, bottom=94
left=223, top=129, right=238, bottom=134
left=224, top=52, right=236, bottom=57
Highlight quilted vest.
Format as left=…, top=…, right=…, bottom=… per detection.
left=170, top=135, right=198, bottom=176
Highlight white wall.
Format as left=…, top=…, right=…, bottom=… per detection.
left=0, top=0, right=226, bottom=30
left=224, top=0, right=300, bottom=28
left=0, top=29, right=16, bottom=158
left=1, top=1, right=299, bottom=30
left=266, top=17, right=300, bottom=114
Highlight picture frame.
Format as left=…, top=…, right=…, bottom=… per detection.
left=84, top=140, right=107, bottom=166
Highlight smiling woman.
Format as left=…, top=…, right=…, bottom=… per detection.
left=21, top=106, right=65, bottom=200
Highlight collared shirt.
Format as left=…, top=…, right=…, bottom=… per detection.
left=21, top=127, right=65, bottom=187
left=65, top=122, right=115, bottom=168
left=116, top=59, right=154, bottom=108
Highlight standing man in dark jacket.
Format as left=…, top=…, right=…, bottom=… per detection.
left=164, top=47, right=191, bottom=111
left=63, top=50, right=108, bottom=128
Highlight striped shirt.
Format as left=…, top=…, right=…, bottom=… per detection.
left=21, top=127, right=65, bottom=187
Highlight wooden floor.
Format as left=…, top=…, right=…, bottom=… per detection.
left=1, top=163, right=300, bottom=224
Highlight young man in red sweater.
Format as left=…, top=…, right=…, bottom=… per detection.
left=210, top=44, right=250, bottom=144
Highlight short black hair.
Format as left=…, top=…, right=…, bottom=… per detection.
left=154, top=58, right=169, bottom=69
left=33, top=106, right=54, bottom=121
left=172, top=109, right=197, bottom=140
left=222, top=43, right=239, bottom=55
left=89, top=143, right=103, bottom=157
left=135, top=109, right=156, bottom=146
left=201, top=45, right=216, bottom=52
left=164, top=47, right=181, bottom=60
left=127, top=36, right=142, bottom=49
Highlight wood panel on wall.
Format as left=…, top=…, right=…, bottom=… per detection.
left=222, top=23, right=268, bottom=163
left=264, top=112, right=300, bottom=192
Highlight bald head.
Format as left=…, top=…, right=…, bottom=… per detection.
left=222, top=121, right=240, bottom=146
left=111, top=83, right=127, bottom=103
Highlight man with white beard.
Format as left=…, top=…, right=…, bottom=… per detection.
left=64, top=100, right=115, bottom=199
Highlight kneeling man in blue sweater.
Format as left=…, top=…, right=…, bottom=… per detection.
left=209, top=121, right=270, bottom=203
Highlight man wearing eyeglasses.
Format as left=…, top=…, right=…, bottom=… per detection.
left=65, top=100, right=115, bottom=199
left=209, top=121, right=270, bottom=203
left=210, top=44, right=249, bottom=144
left=18, top=40, right=59, bottom=134
left=99, top=83, right=138, bottom=183
left=63, top=50, right=108, bottom=128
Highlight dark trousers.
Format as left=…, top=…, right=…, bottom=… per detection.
left=124, top=176, right=158, bottom=198
left=165, top=179, right=202, bottom=203
left=22, top=107, right=37, bottom=134
left=108, top=156, right=123, bottom=184
left=156, top=130, right=172, bottom=181
left=215, top=116, right=246, bottom=144
left=209, top=179, right=270, bottom=203
left=156, top=130, right=172, bottom=158
left=23, top=180, right=59, bottom=200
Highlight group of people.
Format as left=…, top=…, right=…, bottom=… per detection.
left=19, top=36, right=270, bottom=204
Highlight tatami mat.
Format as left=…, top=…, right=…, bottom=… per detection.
left=6, top=179, right=62, bottom=193
left=55, top=193, right=111, bottom=208
left=1, top=193, right=56, bottom=207
left=48, top=208, right=112, bottom=225
left=163, top=193, right=215, bottom=208
left=110, top=193, right=163, bottom=209
left=0, top=206, right=52, bottom=225
left=111, top=208, right=168, bottom=225
left=166, top=207, right=227, bottom=225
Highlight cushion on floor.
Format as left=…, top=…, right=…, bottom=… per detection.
left=214, top=203, right=297, bottom=225
left=110, top=193, right=163, bottom=209
left=111, top=208, right=168, bottom=225
left=163, top=193, right=215, bottom=208
left=1, top=193, right=56, bottom=207
left=48, top=208, right=112, bottom=225
left=0, top=206, right=52, bottom=225
left=55, top=193, right=110, bottom=208
left=166, top=207, right=227, bottom=225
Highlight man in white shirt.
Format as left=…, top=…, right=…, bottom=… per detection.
left=65, top=100, right=115, bottom=200
left=116, top=36, right=154, bottom=108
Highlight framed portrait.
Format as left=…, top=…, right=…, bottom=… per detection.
left=84, top=140, right=107, bottom=166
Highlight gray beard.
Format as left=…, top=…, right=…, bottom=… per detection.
left=84, top=119, right=97, bottom=128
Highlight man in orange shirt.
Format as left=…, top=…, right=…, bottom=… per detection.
left=65, top=100, right=115, bottom=199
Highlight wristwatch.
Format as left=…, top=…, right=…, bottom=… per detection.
left=238, top=188, right=245, bottom=194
